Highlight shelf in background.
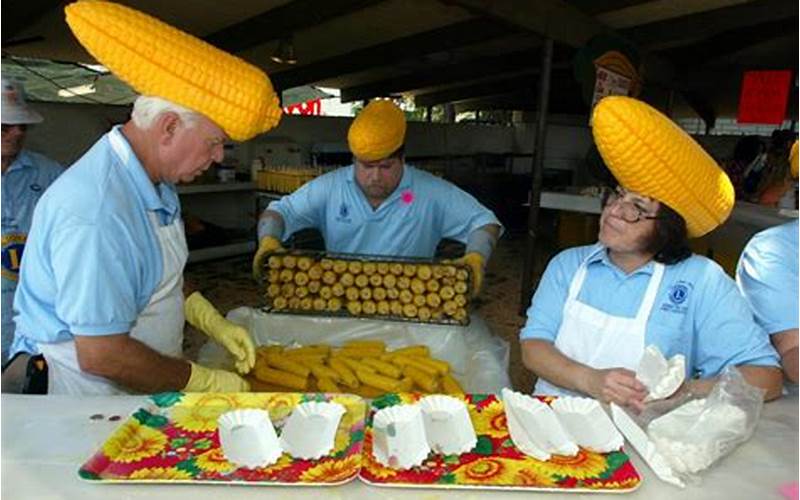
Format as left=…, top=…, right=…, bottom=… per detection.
left=178, top=182, right=256, bottom=195
left=187, top=241, right=255, bottom=263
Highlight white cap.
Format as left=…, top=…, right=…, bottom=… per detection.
left=1, top=79, right=43, bottom=125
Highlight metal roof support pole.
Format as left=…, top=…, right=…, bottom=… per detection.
left=519, top=37, right=553, bottom=315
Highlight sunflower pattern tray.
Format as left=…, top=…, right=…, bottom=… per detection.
left=359, top=393, right=641, bottom=492
left=79, top=392, right=366, bottom=485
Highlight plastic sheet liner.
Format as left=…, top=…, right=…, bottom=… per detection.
left=197, top=307, right=511, bottom=394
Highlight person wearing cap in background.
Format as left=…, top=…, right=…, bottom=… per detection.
left=519, top=96, right=782, bottom=409
left=8, top=1, right=282, bottom=395
left=1, top=79, right=63, bottom=373
left=736, top=141, right=799, bottom=385
left=253, top=99, right=503, bottom=297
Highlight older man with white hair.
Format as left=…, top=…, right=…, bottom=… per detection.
left=10, top=0, right=282, bottom=395
left=1, top=79, right=63, bottom=369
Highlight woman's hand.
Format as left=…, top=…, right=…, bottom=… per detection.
left=582, top=367, right=648, bottom=409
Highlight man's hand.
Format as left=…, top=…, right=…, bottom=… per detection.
left=252, top=236, right=283, bottom=280
left=454, top=252, right=484, bottom=298
left=582, top=367, right=648, bottom=409
left=184, top=292, right=256, bottom=374
left=183, top=362, right=250, bottom=392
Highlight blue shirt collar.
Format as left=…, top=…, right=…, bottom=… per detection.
left=109, top=126, right=178, bottom=220
left=587, top=243, right=656, bottom=277
left=5, top=150, right=35, bottom=174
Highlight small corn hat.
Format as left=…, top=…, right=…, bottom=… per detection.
left=65, top=0, right=281, bottom=141
left=790, top=140, right=798, bottom=179
left=592, top=96, right=734, bottom=238
left=348, top=99, right=406, bottom=161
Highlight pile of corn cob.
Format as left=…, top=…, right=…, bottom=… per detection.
left=264, top=254, right=470, bottom=324
left=246, top=340, right=464, bottom=397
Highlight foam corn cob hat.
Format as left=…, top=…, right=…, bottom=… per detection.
left=348, top=99, right=407, bottom=161
left=790, top=140, right=798, bottom=179
left=592, top=96, right=734, bottom=238
left=64, top=0, right=281, bottom=142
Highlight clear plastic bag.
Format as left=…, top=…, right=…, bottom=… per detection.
left=635, top=366, right=765, bottom=484
left=197, top=306, right=511, bottom=393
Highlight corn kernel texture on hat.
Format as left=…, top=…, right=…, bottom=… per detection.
left=592, top=96, right=734, bottom=238
left=790, top=140, right=798, bottom=179
left=348, top=100, right=406, bottom=161
left=65, top=0, right=281, bottom=141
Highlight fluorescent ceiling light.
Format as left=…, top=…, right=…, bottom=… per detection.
left=57, top=83, right=96, bottom=97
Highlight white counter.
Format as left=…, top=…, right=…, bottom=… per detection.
left=2, top=393, right=796, bottom=499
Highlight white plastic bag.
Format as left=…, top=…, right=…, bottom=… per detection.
left=636, top=367, right=765, bottom=484
left=197, top=307, right=511, bottom=393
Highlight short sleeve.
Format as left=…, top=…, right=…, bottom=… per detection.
left=51, top=222, right=140, bottom=335
left=267, top=177, right=327, bottom=240
left=438, top=183, right=502, bottom=243
left=736, top=232, right=799, bottom=334
left=519, top=250, right=576, bottom=342
left=694, top=266, right=780, bottom=377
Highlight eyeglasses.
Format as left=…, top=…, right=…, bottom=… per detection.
left=602, top=186, right=664, bottom=223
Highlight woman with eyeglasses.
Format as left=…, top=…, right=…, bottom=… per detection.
left=519, top=97, right=782, bottom=410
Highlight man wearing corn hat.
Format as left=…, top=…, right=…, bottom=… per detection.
left=519, top=96, right=782, bottom=408
left=1, top=79, right=64, bottom=370
left=253, top=99, right=503, bottom=296
left=736, top=140, right=799, bottom=385
left=10, top=1, right=282, bottom=395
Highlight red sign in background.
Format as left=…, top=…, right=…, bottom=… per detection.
left=737, top=70, right=793, bottom=125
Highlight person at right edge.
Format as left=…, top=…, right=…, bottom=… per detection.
left=519, top=96, right=782, bottom=410
left=737, top=140, right=799, bottom=387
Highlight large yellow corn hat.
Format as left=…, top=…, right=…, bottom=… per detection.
left=65, top=1, right=281, bottom=141
left=348, top=99, right=406, bottom=161
left=790, top=140, right=798, bottom=179
left=592, top=96, right=734, bottom=238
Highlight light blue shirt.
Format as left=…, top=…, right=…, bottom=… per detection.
left=2, top=150, right=63, bottom=362
left=736, top=219, right=799, bottom=335
left=12, top=127, right=180, bottom=353
left=520, top=243, right=779, bottom=378
left=266, top=165, right=501, bottom=258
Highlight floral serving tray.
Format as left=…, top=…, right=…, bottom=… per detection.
left=79, top=392, right=366, bottom=485
left=359, top=393, right=641, bottom=492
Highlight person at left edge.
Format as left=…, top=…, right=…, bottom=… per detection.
left=10, top=0, right=282, bottom=395
left=1, top=79, right=63, bottom=366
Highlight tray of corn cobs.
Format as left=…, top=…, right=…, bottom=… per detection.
left=261, top=251, right=471, bottom=325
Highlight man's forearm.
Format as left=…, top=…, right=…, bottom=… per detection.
left=521, top=339, right=593, bottom=393
left=74, top=334, right=191, bottom=393
left=466, top=224, right=501, bottom=261
left=257, top=210, right=285, bottom=241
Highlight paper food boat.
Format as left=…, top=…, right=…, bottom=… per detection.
left=372, top=404, right=430, bottom=469
left=550, top=396, right=623, bottom=453
left=217, top=409, right=282, bottom=468
left=502, top=388, right=578, bottom=460
left=419, top=395, right=477, bottom=455
left=636, top=345, right=686, bottom=401
left=279, top=401, right=346, bottom=460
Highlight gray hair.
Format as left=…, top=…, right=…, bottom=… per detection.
left=130, top=95, right=200, bottom=129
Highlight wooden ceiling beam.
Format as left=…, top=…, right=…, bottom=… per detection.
left=271, top=18, right=521, bottom=90
left=204, top=0, right=386, bottom=53
left=623, top=0, right=798, bottom=50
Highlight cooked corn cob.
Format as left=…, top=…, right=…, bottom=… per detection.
left=264, top=352, right=310, bottom=378
left=441, top=373, right=464, bottom=394
left=254, top=365, right=308, bottom=391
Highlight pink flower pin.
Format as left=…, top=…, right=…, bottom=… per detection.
left=401, top=190, right=414, bottom=205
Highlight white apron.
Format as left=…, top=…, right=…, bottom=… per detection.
left=534, top=252, right=665, bottom=396
left=40, top=133, right=188, bottom=395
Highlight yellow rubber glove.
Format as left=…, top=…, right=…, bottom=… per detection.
left=252, top=236, right=283, bottom=280
left=183, top=361, right=250, bottom=392
left=455, top=252, right=484, bottom=298
left=185, top=292, right=256, bottom=374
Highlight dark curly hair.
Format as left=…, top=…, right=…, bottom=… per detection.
left=645, top=202, right=692, bottom=265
